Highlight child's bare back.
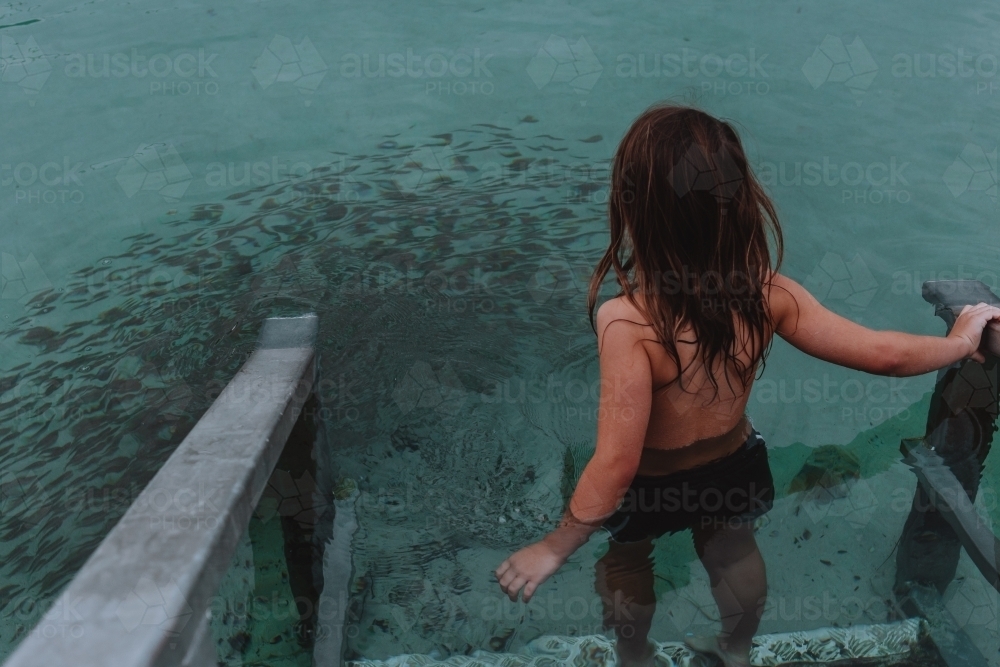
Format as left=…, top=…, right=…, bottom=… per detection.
left=597, top=268, right=993, bottom=459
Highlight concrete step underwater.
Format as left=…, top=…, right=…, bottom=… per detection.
left=347, top=617, right=938, bottom=667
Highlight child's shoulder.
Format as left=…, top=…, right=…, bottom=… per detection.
left=595, top=296, right=653, bottom=344
left=596, top=295, right=648, bottom=323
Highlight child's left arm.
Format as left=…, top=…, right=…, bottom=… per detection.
left=495, top=305, right=652, bottom=602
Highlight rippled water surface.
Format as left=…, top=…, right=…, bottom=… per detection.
left=3, top=0, right=1000, bottom=663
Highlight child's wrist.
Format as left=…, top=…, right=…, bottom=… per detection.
left=946, top=331, right=974, bottom=360
left=542, top=519, right=598, bottom=557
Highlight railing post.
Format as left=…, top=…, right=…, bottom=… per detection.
left=891, top=281, right=1000, bottom=667
left=3, top=314, right=318, bottom=667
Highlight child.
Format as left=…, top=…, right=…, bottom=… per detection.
left=495, top=104, right=1000, bottom=667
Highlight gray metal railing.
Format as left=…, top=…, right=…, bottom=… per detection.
left=4, top=314, right=318, bottom=667
left=909, top=280, right=1000, bottom=592
left=892, top=280, right=1000, bottom=667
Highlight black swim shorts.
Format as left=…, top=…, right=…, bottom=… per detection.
left=602, top=428, right=774, bottom=543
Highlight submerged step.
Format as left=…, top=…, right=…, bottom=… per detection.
left=348, top=618, right=931, bottom=667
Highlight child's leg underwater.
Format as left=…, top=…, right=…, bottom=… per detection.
left=594, top=536, right=658, bottom=667
left=688, top=521, right=767, bottom=666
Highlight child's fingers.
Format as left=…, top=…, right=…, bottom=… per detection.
left=497, top=565, right=519, bottom=590
left=495, top=560, right=510, bottom=580
left=959, top=303, right=983, bottom=317
left=505, top=576, right=527, bottom=602
left=523, top=581, right=539, bottom=602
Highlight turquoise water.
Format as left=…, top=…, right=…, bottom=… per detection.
left=2, top=0, right=1000, bottom=663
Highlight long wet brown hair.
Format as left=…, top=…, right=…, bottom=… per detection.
left=588, top=104, right=784, bottom=396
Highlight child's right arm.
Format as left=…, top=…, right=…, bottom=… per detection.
left=768, top=273, right=1000, bottom=376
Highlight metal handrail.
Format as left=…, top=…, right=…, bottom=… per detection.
left=3, top=314, right=318, bottom=667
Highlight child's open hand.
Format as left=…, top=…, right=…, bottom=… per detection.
left=495, top=541, right=567, bottom=603
left=949, top=302, right=1000, bottom=363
